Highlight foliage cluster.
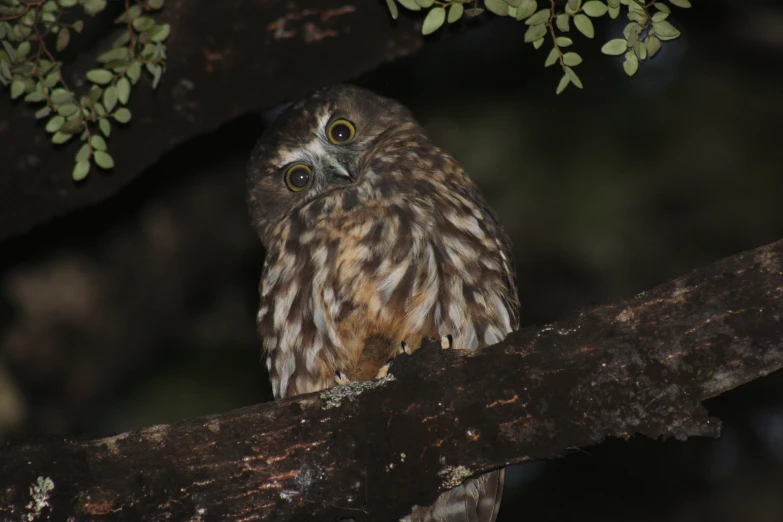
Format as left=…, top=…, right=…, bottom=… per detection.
left=0, top=0, right=170, bottom=180
left=386, top=0, right=691, bottom=93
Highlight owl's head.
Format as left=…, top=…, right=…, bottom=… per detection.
left=246, top=84, right=422, bottom=243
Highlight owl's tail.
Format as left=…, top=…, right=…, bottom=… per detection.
left=402, top=469, right=504, bottom=522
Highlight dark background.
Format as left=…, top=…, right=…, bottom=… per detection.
left=2, top=2, right=783, bottom=520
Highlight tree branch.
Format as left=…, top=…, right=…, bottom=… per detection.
left=1, top=238, right=782, bottom=521
left=0, top=0, right=427, bottom=241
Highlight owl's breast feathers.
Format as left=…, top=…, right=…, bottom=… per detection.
left=258, top=144, right=519, bottom=399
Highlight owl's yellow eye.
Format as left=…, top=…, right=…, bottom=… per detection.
left=327, top=119, right=356, bottom=144
left=285, top=164, right=311, bottom=191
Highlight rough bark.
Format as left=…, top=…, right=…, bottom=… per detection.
left=0, top=0, right=425, bottom=241
left=1, top=237, right=782, bottom=522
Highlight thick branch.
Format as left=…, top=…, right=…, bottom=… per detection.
left=0, top=0, right=426, bottom=241
left=1, top=238, right=782, bottom=521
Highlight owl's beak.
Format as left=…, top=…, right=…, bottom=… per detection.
left=324, top=155, right=354, bottom=184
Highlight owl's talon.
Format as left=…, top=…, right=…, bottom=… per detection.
left=400, top=341, right=413, bottom=355
left=335, top=370, right=351, bottom=386
left=440, top=334, right=453, bottom=349
left=375, top=358, right=394, bottom=379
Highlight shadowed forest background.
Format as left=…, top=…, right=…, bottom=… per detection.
left=2, top=1, right=783, bottom=521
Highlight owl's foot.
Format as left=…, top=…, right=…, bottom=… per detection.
left=399, top=341, right=413, bottom=356
left=440, top=334, right=453, bottom=349
left=334, top=370, right=351, bottom=386
left=375, top=358, right=394, bottom=379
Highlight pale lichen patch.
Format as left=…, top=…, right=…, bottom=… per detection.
left=25, top=476, right=54, bottom=521
left=206, top=419, right=221, bottom=433
left=438, top=465, right=473, bottom=489
left=320, top=374, right=396, bottom=410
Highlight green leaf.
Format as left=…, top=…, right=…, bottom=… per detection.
left=544, top=48, right=559, bottom=67
left=94, top=150, right=114, bottom=169
left=627, top=9, right=647, bottom=24
left=56, top=28, right=70, bottom=52
left=90, top=134, right=107, bottom=151
left=2, top=41, right=16, bottom=63
left=73, top=161, right=90, bottom=181
left=83, top=0, right=107, bottom=16
left=484, top=0, right=509, bottom=16
left=464, top=7, right=484, bottom=17
left=57, top=103, right=79, bottom=117
left=398, top=0, right=421, bottom=11
left=42, top=71, right=59, bottom=88
left=51, top=131, right=73, bottom=144
left=556, top=14, right=570, bottom=32
left=524, top=23, right=547, bottom=43
left=73, top=20, right=85, bottom=33
left=555, top=73, right=570, bottom=95
left=422, top=6, right=446, bottom=34
left=608, top=5, right=620, bottom=19
left=147, top=0, right=165, bottom=8
left=57, top=103, right=79, bottom=118
left=76, top=143, right=92, bottom=162
left=103, top=86, right=117, bottom=112
left=525, top=9, right=549, bottom=25
left=25, top=91, right=47, bottom=102
left=652, top=20, right=680, bottom=39
left=574, top=14, right=594, bottom=38
left=415, top=0, right=434, bottom=7
left=16, top=41, right=30, bottom=58
left=655, top=3, right=671, bottom=13
left=61, top=116, right=83, bottom=134
left=386, top=0, right=398, bottom=17
left=45, top=115, right=65, bottom=133
left=566, top=66, right=583, bottom=88
left=601, top=38, right=627, bottom=55
left=532, top=37, right=545, bottom=49
left=116, top=77, right=130, bottom=104
left=583, top=1, right=608, bottom=17
left=150, top=64, right=163, bottom=88
left=150, top=23, right=171, bottom=42
left=652, top=11, right=668, bottom=22
left=505, top=0, right=521, bottom=6
left=61, top=0, right=78, bottom=6
left=50, top=89, right=73, bottom=104
left=668, top=0, right=691, bottom=7
left=646, top=35, right=662, bottom=57
left=99, top=118, right=111, bottom=137
left=35, top=106, right=52, bottom=119
left=556, top=36, right=574, bottom=47
left=86, top=69, right=114, bottom=84
left=10, top=80, right=25, bottom=99
left=567, top=0, right=581, bottom=11
left=97, top=47, right=129, bottom=63
left=132, top=16, right=156, bottom=31
left=113, top=107, right=131, bottom=123
left=447, top=3, right=464, bottom=23
left=88, top=86, right=103, bottom=103
left=635, top=39, right=647, bottom=60
left=515, top=0, right=537, bottom=20
left=623, top=50, right=639, bottom=76
left=562, top=52, right=582, bottom=66
left=126, top=62, right=142, bottom=85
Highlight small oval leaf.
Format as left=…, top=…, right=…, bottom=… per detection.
left=422, top=7, right=446, bottom=35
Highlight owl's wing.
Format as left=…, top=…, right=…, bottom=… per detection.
left=445, top=179, right=520, bottom=331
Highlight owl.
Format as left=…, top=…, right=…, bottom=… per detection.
left=247, top=85, right=520, bottom=522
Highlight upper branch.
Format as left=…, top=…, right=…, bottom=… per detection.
left=1, top=238, right=782, bottom=521
left=0, top=0, right=425, bottom=240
